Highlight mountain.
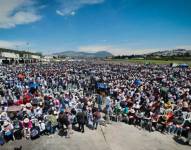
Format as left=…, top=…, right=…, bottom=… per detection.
left=53, top=51, right=113, bottom=58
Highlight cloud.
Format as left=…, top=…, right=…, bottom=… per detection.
left=0, top=40, right=27, bottom=49
left=0, top=0, right=41, bottom=29
left=176, top=45, right=191, bottom=50
left=56, top=10, right=65, bottom=16
left=79, top=45, right=166, bottom=55
left=56, top=0, right=105, bottom=16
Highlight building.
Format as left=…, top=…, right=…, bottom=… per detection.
left=0, top=48, right=42, bottom=64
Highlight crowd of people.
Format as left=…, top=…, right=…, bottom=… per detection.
left=0, top=61, right=191, bottom=146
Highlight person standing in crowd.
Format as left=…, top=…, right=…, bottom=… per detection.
left=97, top=93, right=102, bottom=112
left=93, top=108, right=101, bottom=130
left=105, top=93, right=112, bottom=124
left=2, top=121, right=15, bottom=142
left=76, top=111, right=86, bottom=133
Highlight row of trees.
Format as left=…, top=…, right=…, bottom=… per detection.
left=112, top=55, right=144, bottom=59
left=112, top=52, right=191, bottom=60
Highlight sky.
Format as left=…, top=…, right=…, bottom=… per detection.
left=0, top=0, right=191, bottom=55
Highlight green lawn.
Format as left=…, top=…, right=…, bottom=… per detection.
left=111, top=59, right=191, bottom=66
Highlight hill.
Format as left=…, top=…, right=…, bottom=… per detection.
left=53, top=51, right=113, bottom=58
left=146, top=49, right=191, bottom=57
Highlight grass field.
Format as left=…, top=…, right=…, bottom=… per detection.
left=111, top=59, right=191, bottom=66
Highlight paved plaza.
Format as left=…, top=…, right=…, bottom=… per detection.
left=2, top=122, right=190, bottom=150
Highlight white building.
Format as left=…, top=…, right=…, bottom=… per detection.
left=1, top=52, right=19, bottom=59
left=30, top=55, right=41, bottom=59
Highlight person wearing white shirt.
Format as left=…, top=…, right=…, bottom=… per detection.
left=39, top=120, right=46, bottom=135
left=105, top=95, right=111, bottom=124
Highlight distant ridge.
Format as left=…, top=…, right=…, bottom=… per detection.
left=145, top=49, right=191, bottom=56
left=52, top=51, right=113, bottom=58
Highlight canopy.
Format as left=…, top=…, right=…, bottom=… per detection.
left=29, top=82, right=38, bottom=89
left=171, top=63, right=178, bottom=67
left=134, top=79, right=141, bottom=86
left=96, top=83, right=107, bottom=89
left=179, top=64, right=189, bottom=68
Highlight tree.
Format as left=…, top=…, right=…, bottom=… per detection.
left=184, top=52, right=190, bottom=57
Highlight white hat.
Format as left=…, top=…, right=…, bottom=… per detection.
left=24, top=118, right=29, bottom=123
left=53, top=111, right=58, bottom=115
left=130, top=109, right=135, bottom=113
left=87, top=101, right=91, bottom=106
left=26, top=103, right=32, bottom=108
left=1, top=112, right=7, bottom=117
left=21, top=104, right=25, bottom=108
left=135, top=105, right=140, bottom=109
left=3, top=121, right=9, bottom=127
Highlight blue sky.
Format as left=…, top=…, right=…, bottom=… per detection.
left=0, top=0, right=191, bottom=55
